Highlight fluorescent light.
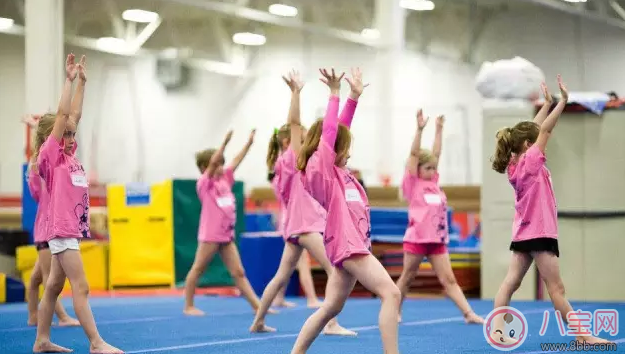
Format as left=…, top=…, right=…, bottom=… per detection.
left=0, top=17, right=14, bottom=30
left=361, top=28, right=380, bottom=39
left=564, top=0, right=587, bottom=2
left=122, top=9, right=159, bottom=23
left=232, top=32, right=266, bottom=46
left=268, top=4, right=298, bottom=17
left=400, top=0, right=435, bottom=11
left=96, top=37, right=130, bottom=54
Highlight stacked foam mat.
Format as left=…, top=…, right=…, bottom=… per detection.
left=107, top=179, right=245, bottom=289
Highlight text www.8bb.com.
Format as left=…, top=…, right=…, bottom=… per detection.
left=540, top=341, right=617, bottom=352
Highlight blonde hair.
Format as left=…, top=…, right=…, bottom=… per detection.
left=417, top=149, right=436, bottom=167
left=297, top=120, right=351, bottom=171
left=195, top=148, right=223, bottom=174
left=30, top=113, right=56, bottom=172
left=266, top=124, right=291, bottom=174
left=491, top=121, right=540, bottom=173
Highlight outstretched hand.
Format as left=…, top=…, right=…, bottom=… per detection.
left=77, top=55, right=87, bottom=82
left=282, top=69, right=304, bottom=93
left=345, top=67, right=369, bottom=98
left=416, top=109, right=428, bottom=130
left=557, top=75, right=568, bottom=102
left=66, top=54, right=78, bottom=81
left=435, top=115, right=445, bottom=129
left=319, top=68, right=344, bottom=92
left=247, top=129, right=256, bottom=144
left=224, top=130, right=233, bottom=145
left=21, top=114, right=40, bottom=128
left=540, top=82, right=552, bottom=103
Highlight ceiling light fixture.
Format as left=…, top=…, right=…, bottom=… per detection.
left=0, top=17, right=15, bottom=30
left=232, top=32, right=266, bottom=46
left=361, top=28, right=380, bottom=39
left=268, top=4, right=298, bottom=17
left=96, top=37, right=130, bottom=54
left=400, top=0, right=435, bottom=11
left=122, top=9, right=159, bottom=23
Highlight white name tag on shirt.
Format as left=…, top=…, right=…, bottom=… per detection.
left=217, top=197, right=234, bottom=208
left=71, top=174, right=88, bottom=187
left=345, top=189, right=362, bottom=202
left=423, top=193, right=442, bottom=205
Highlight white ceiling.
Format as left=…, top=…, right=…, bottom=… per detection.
left=2, top=0, right=625, bottom=73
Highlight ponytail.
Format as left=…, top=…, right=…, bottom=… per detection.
left=491, top=128, right=513, bottom=173
left=266, top=129, right=281, bottom=173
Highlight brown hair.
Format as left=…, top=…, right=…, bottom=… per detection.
left=491, top=121, right=539, bottom=173
left=30, top=113, right=56, bottom=172
left=266, top=124, right=291, bottom=175
left=195, top=148, right=224, bottom=174
left=297, top=119, right=351, bottom=170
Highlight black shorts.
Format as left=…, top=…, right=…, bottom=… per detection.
left=510, top=237, right=559, bottom=257
left=35, top=242, right=49, bottom=251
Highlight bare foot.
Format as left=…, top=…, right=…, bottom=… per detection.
left=90, top=340, right=124, bottom=354
left=28, top=315, right=37, bottom=326
left=183, top=307, right=205, bottom=316
left=250, top=321, right=277, bottom=333
left=307, top=300, right=322, bottom=308
left=464, top=312, right=485, bottom=324
left=58, top=317, right=80, bottom=327
left=323, top=323, right=357, bottom=336
left=272, top=300, right=297, bottom=308
left=33, top=340, right=73, bottom=353
left=267, top=308, right=279, bottom=315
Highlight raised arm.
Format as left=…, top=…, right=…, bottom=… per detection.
left=536, top=75, right=568, bottom=153
left=319, top=68, right=344, bottom=147
left=207, top=130, right=232, bottom=177
left=432, top=115, right=444, bottom=166
left=533, top=82, right=553, bottom=126
left=229, top=129, right=256, bottom=172
left=339, top=67, right=368, bottom=128
left=51, top=54, right=78, bottom=141
left=71, top=55, right=87, bottom=128
left=406, top=109, right=428, bottom=175
left=282, top=70, right=304, bottom=153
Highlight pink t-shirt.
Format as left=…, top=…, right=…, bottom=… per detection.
left=507, top=145, right=558, bottom=241
left=274, top=148, right=325, bottom=239
left=304, top=96, right=371, bottom=266
left=196, top=167, right=236, bottom=243
left=37, top=136, right=90, bottom=241
left=402, top=170, right=449, bottom=244
left=27, top=168, right=50, bottom=243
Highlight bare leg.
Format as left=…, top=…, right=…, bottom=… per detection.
left=250, top=242, right=303, bottom=333
left=58, top=249, right=123, bottom=353
left=220, top=242, right=276, bottom=313
left=38, top=248, right=79, bottom=326
left=183, top=242, right=220, bottom=316
left=290, top=267, right=357, bottom=354
left=33, top=255, right=72, bottom=353
left=533, top=252, right=610, bottom=344
left=297, top=234, right=355, bottom=336
left=429, top=253, right=483, bottom=324
left=394, top=252, right=424, bottom=322
left=489, top=252, right=533, bottom=345
left=28, top=259, right=43, bottom=326
left=272, top=284, right=295, bottom=308
left=343, top=255, right=401, bottom=354
left=297, top=250, right=322, bottom=308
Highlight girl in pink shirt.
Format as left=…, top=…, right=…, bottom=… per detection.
left=33, top=54, right=123, bottom=354
left=267, top=125, right=321, bottom=310
left=490, top=76, right=608, bottom=346
left=250, top=69, right=359, bottom=336
left=290, top=68, right=401, bottom=354
left=183, top=129, right=268, bottom=316
left=395, top=110, right=483, bottom=325
left=24, top=116, right=79, bottom=328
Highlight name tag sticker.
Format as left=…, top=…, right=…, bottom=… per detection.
left=345, top=189, right=362, bottom=202
left=217, top=197, right=234, bottom=207
left=424, top=193, right=442, bottom=205
left=71, top=174, right=88, bottom=187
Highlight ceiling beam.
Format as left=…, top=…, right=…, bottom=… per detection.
left=153, top=0, right=378, bottom=46
left=524, top=0, right=625, bottom=31
left=0, top=25, right=246, bottom=77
